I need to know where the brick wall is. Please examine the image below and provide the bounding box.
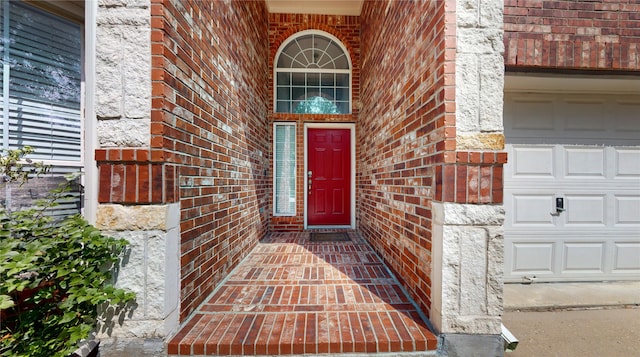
[358,0,450,317]
[268,14,360,231]
[148,0,269,320]
[504,0,640,70]
[359,0,506,319]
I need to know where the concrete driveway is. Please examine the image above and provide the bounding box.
[503,308,640,357]
[502,282,640,357]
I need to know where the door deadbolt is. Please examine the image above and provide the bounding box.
[551,197,565,216]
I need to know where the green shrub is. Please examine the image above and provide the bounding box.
[0,147,136,357]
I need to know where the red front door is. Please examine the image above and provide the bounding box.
[307,128,351,226]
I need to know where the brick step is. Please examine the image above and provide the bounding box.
[168,232,438,356]
[168,310,437,355]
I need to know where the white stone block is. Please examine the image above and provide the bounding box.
[97,7,150,26]
[111,231,146,304]
[98,0,128,6]
[99,0,150,8]
[100,319,164,339]
[146,232,166,319]
[486,227,504,316]
[446,316,502,335]
[479,54,505,132]
[457,28,503,54]
[441,226,461,313]
[105,230,172,326]
[96,26,124,119]
[455,53,480,132]
[432,203,505,335]
[431,203,445,333]
[443,203,505,226]
[97,118,150,147]
[122,26,151,119]
[457,0,479,28]
[486,226,505,277]
[458,227,488,315]
[164,226,180,320]
[480,0,503,28]
[165,202,180,231]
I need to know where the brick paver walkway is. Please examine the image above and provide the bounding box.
[168,231,438,355]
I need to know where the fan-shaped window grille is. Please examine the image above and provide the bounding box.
[275,31,351,114]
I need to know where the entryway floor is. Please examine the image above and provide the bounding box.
[167,231,438,355]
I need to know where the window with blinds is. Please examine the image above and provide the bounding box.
[273,123,296,216]
[0,2,83,219]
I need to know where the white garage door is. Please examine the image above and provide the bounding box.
[504,92,640,282]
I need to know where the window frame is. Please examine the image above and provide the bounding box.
[273,30,352,114]
[272,122,297,217]
[1,1,85,221]
[1,0,84,169]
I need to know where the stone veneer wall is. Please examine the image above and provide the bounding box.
[359,0,506,342]
[434,0,505,337]
[504,0,640,70]
[92,0,181,353]
[268,13,360,231]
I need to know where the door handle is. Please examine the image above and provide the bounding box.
[308,171,312,195]
[551,197,564,216]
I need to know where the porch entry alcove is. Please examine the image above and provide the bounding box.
[168,26,438,356]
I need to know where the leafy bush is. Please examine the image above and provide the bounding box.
[0,147,136,357]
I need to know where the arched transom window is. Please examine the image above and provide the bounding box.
[275,30,351,114]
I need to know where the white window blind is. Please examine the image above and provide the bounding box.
[1,1,82,162]
[0,2,83,220]
[273,123,296,216]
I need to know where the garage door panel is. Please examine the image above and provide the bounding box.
[511,243,555,273]
[565,195,606,226]
[508,98,555,130]
[565,147,606,177]
[616,149,640,177]
[512,147,555,177]
[505,92,640,282]
[513,195,555,225]
[615,196,640,225]
[613,243,640,271]
[563,101,605,131]
[563,243,605,272]
[614,102,640,132]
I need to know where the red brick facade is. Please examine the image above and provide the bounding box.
[86,0,569,326]
[358,0,447,316]
[359,0,507,317]
[505,0,640,70]
[268,14,361,231]
[151,0,269,320]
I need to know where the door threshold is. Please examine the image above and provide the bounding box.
[306,225,354,230]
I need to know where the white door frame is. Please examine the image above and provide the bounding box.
[304,122,356,230]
